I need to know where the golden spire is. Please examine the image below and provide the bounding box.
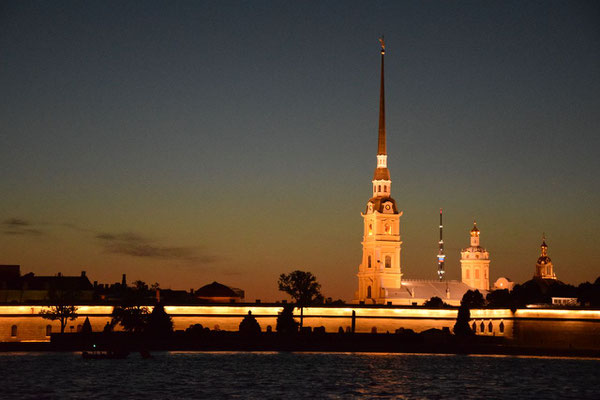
[377,36,386,156]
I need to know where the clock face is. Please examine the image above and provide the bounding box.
[385,204,390,210]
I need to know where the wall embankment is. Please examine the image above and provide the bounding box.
[0,305,598,350]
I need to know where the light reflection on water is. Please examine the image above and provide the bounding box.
[1,351,598,399]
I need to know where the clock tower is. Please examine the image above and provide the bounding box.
[356,38,403,304]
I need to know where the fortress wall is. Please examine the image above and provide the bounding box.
[1,305,598,348]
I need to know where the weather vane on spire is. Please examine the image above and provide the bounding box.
[379,36,385,53]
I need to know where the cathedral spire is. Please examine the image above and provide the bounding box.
[372,37,391,195]
[378,36,386,155]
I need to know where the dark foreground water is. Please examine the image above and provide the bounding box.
[1,352,598,399]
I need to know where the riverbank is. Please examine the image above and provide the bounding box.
[1,330,598,358]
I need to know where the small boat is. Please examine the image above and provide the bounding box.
[82,350,129,359]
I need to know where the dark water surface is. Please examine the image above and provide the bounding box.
[1,352,598,399]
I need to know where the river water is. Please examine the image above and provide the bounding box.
[1,352,598,399]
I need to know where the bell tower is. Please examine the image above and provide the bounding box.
[356,37,403,304]
[535,235,557,280]
[460,222,491,291]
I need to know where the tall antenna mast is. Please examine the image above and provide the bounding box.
[437,209,446,281]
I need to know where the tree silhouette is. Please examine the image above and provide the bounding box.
[111,305,149,333]
[146,303,173,339]
[111,280,153,332]
[423,296,446,308]
[81,316,93,334]
[278,270,323,305]
[461,290,485,308]
[453,305,474,336]
[276,304,299,335]
[486,289,512,308]
[39,288,78,333]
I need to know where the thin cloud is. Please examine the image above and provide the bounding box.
[2,218,44,236]
[4,218,30,226]
[95,232,214,263]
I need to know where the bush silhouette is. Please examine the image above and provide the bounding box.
[239,311,261,336]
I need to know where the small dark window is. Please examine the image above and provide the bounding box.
[385,256,391,268]
[499,321,505,333]
[480,322,485,332]
[488,321,493,332]
[378,185,381,192]
[367,286,372,298]
[472,322,477,332]
[46,325,52,336]
[11,325,17,337]
[368,256,372,268]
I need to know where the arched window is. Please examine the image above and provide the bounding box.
[480,321,485,332]
[472,322,477,332]
[466,270,470,279]
[367,286,372,298]
[11,325,17,337]
[368,256,372,268]
[368,224,373,235]
[484,270,487,279]
[46,325,52,336]
[385,224,391,234]
[378,185,381,192]
[499,321,505,333]
[488,321,493,332]
[475,269,480,279]
[384,186,387,192]
[385,256,391,268]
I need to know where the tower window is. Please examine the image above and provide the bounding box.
[368,256,372,268]
[368,224,373,236]
[378,185,381,192]
[367,286,372,298]
[466,270,470,279]
[384,186,387,192]
[385,223,391,234]
[385,256,391,268]
[11,325,17,337]
[475,269,480,279]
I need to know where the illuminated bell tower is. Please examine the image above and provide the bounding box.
[535,235,557,280]
[356,37,403,304]
[460,222,490,291]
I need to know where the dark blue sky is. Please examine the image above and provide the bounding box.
[1,1,599,300]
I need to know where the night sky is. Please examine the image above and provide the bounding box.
[1,1,599,301]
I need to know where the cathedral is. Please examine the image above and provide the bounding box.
[354,40,489,306]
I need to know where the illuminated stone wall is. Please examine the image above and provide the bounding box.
[1,305,598,349]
